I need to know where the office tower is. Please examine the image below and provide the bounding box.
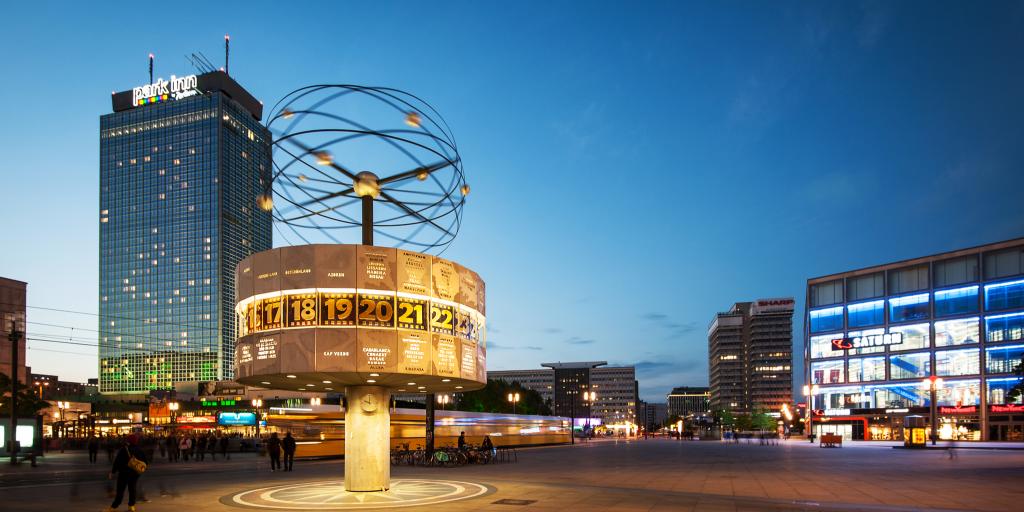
[99,70,271,394]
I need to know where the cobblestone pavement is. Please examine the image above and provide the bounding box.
[1,439,1022,511]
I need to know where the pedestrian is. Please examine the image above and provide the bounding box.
[88,435,100,464]
[166,433,178,462]
[457,431,466,450]
[220,435,230,460]
[106,436,116,463]
[282,432,296,471]
[197,435,206,461]
[103,434,148,512]
[207,434,217,461]
[266,433,282,472]
[179,436,191,462]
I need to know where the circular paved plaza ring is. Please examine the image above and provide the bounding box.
[222,479,493,510]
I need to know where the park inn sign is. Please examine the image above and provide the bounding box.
[132,74,200,106]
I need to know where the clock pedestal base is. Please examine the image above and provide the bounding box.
[344,385,391,491]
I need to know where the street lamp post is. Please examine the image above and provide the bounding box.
[311,397,322,406]
[921,376,944,446]
[168,402,179,426]
[582,391,595,441]
[437,394,450,411]
[56,401,69,452]
[803,384,819,443]
[252,398,263,445]
[507,392,520,415]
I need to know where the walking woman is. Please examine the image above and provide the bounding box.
[104,434,148,512]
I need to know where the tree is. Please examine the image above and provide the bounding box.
[750,409,776,432]
[1007,356,1024,403]
[454,379,551,415]
[713,409,734,427]
[0,373,51,417]
[734,414,753,431]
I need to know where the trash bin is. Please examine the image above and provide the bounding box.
[904,415,926,448]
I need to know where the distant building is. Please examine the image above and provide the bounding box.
[0,277,27,383]
[709,298,794,416]
[643,402,668,430]
[29,373,98,401]
[667,386,710,418]
[489,361,638,426]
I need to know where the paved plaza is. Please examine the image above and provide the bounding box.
[1,439,1022,511]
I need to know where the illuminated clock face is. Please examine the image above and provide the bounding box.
[361,393,378,412]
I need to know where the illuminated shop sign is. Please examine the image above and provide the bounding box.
[831,332,903,351]
[201,399,237,407]
[178,415,216,424]
[132,74,199,107]
[218,412,257,426]
[938,406,977,415]
[990,404,1024,413]
[824,408,850,416]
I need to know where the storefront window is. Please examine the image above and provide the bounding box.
[985,344,1024,374]
[984,279,1024,311]
[890,352,930,380]
[847,300,884,328]
[936,379,980,406]
[809,306,843,333]
[985,312,1024,343]
[811,360,844,384]
[889,293,930,323]
[847,328,886,355]
[810,334,839,359]
[935,348,979,376]
[872,384,925,408]
[934,317,979,347]
[934,285,979,317]
[987,377,1024,405]
[888,323,929,352]
[848,356,885,382]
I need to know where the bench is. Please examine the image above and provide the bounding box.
[819,434,843,448]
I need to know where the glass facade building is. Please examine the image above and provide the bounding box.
[99,71,271,394]
[804,239,1024,441]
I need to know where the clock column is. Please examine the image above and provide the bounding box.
[344,385,391,491]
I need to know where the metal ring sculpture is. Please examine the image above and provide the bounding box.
[261,85,467,254]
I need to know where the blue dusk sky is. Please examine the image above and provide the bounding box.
[1,1,1023,402]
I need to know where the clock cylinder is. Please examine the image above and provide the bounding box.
[344,385,391,491]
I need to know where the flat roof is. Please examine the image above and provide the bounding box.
[110,70,263,120]
[541,361,608,369]
[807,237,1024,285]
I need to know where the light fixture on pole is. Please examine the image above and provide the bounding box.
[169,402,179,424]
[582,391,596,437]
[803,384,819,443]
[921,375,944,446]
[507,392,520,415]
[311,397,322,406]
[437,394,450,411]
[252,398,263,442]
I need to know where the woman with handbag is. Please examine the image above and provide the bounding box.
[104,434,148,512]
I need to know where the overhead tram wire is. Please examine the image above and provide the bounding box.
[0,302,223,334]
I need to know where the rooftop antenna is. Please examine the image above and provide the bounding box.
[225,34,230,75]
[149,53,154,85]
[186,52,217,74]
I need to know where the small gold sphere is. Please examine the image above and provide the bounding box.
[405,111,421,128]
[257,194,274,211]
[460,184,470,196]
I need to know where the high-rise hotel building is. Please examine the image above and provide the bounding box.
[99,71,271,394]
[804,238,1024,441]
[708,299,794,416]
